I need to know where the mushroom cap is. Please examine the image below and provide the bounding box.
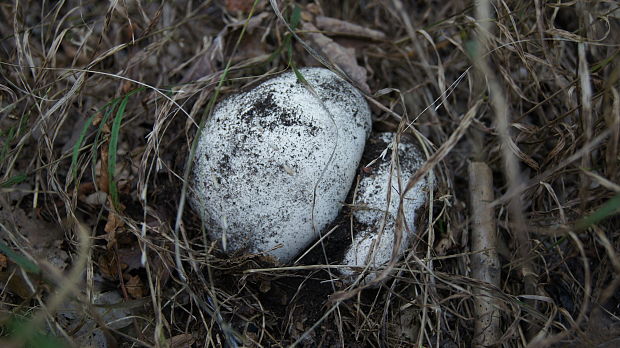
[191,67,372,263]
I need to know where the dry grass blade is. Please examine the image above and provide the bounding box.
[578,42,594,213]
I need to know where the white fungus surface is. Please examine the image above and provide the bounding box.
[191,67,371,264]
[340,133,430,283]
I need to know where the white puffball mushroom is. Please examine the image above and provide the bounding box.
[339,133,431,284]
[191,67,372,264]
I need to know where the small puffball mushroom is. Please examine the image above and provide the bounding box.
[191,67,372,264]
[339,133,431,284]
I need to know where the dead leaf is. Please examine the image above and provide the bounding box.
[98,252,118,280]
[0,266,36,298]
[78,181,96,194]
[77,181,108,206]
[169,333,195,348]
[434,237,453,256]
[315,16,386,40]
[104,210,124,249]
[300,10,314,23]
[125,274,144,299]
[225,0,254,13]
[232,32,269,63]
[84,191,108,206]
[238,12,270,33]
[121,81,133,94]
[92,111,104,127]
[301,22,369,94]
[0,253,7,270]
[98,247,144,284]
[117,247,142,273]
[99,143,110,194]
[259,280,271,293]
[0,208,69,270]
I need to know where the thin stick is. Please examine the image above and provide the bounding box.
[469,162,501,347]
[473,0,538,337]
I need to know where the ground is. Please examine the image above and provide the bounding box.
[0,0,619,347]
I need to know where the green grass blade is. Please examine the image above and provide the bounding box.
[590,48,620,73]
[291,62,307,85]
[0,114,28,165]
[576,194,620,230]
[108,94,130,209]
[289,5,301,29]
[89,99,120,188]
[74,88,146,187]
[0,126,16,164]
[0,240,39,274]
[7,316,68,348]
[70,112,97,182]
[285,5,301,65]
[286,5,307,84]
[0,173,28,188]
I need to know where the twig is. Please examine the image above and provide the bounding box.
[469,162,501,347]
[473,0,539,338]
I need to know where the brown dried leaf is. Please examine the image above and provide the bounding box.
[233,32,269,63]
[169,334,195,348]
[77,181,96,197]
[225,0,254,13]
[125,274,144,299]
[77,181,109,206]
[91,111,104,127]
[0,208,69,270]
[99,143,110,194]
[104,210,124,249]
[98,252,118,280]
[434,237,453,256]
[84,191,108,206]
[301,22,369,94]
[259,280,271,293]
[300,10,314,23]
[121,81,134,94]
[0,268,35,298]
[244,11,270,33]
[117,247,142,273]
[315,16,386,40]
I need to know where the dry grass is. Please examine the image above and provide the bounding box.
[0,0,619,347]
